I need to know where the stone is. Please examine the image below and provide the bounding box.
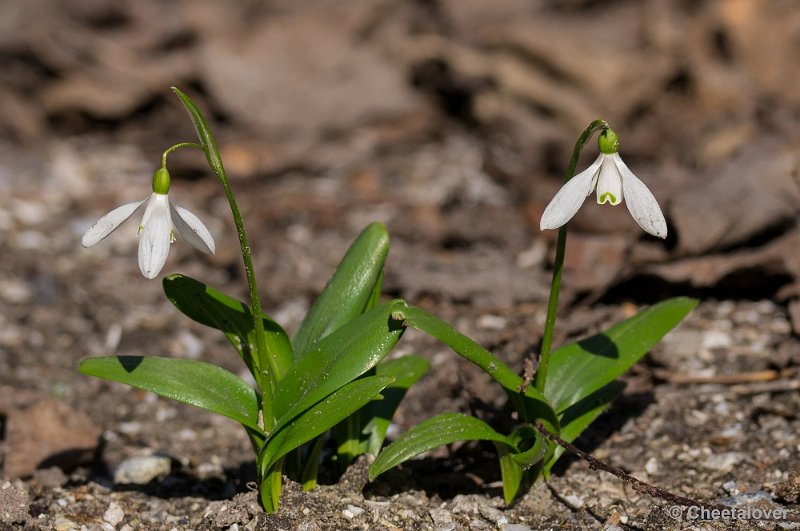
[113,455,172,485]
[103,502,125,526]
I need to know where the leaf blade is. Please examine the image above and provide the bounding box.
[78,356,262,432]
[292,222,390,357]
[172,87,224,176]
[390,303,559,428]
[262,376,394,471]
[360,355,431,456]
[369,413,513,481]
[162,274,293,381]
[274,300,405,430]
[544,297,697,413]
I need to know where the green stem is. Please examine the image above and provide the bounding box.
[162,141,277,425]
[162,142,204,168]
[533,119,609,393]
[214,163,275,414]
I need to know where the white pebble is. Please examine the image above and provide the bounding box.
[346,505,364,517]
[701,330,731,349]
[103,502,124,526]
[114,455,171,485]
[564,494,584,509]
[645,457,660,475]
[703,452,743,472]
[477,314,507,330]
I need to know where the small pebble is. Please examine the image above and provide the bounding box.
[477,314,507,330]
[53,516,78,531]
[478,505,507,524]
[702,330,732,349]
[645,457,660,475]
[346,504,364,517]
[103,502,124,526]
[563,494,584,509]
[114,455,171,485]
[722,480,738,494]
[703,452,744,472]
[501,525,533,531]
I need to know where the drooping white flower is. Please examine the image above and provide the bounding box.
[81,168,215,279]
[539,129,667,239]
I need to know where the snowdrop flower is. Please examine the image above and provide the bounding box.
[540,129,667,238]
[82,167,215,279]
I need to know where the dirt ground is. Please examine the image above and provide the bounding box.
[2,1,800,530]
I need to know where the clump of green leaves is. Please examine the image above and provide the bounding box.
[366,121,696,505]
[79,89,428,512]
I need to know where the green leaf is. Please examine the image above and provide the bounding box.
[369,413,514,482]
[300,437,325,491]
[259,458,284,513]
[162,274,292,381]
[336,355,430,468]
[261,376,394,471]
[292,222,390,358]
[544,297,697,413]
[496,425,548,504]
[172,87,224,177]
[390,303,559,429]
[274,300,405,430]
[361,355,431,456]
[544,381,625,475]
[78,356,262,433]
[497,444,525,505]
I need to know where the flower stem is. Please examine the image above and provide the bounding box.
[162,142,204,168]
[533,119,609,393]
[162,141,278,423]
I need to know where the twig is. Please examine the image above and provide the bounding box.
[534,423,800,522]
[533,423,726,511]
[654,369,786,385]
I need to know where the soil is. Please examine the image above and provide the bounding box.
[2,1,800,530]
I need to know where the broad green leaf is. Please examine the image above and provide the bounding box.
[361,355,431,456]
[292,222,390,358]
[390,303,559,429]
[336,355,430,469]
[78,356,262,433]
[261,376,394,471]
[274,300,405,430]
[544,381,625,475]
[172,87,224,177]
[369,413,514,481]
[162,274,293,381]
[544,297,697,413]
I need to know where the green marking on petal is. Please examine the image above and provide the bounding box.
[599,192,617,204]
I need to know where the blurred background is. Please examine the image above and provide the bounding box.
[1,0,799,527]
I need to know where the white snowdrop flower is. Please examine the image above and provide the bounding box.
[539,129,667,239]
[81,167,215,279]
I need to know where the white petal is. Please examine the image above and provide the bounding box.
[81,199,146,247]
[595,156,623,205]
[539,154,603,230]
[170,203,215,254]
[138,195,173,279]
[615,153,668,239]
